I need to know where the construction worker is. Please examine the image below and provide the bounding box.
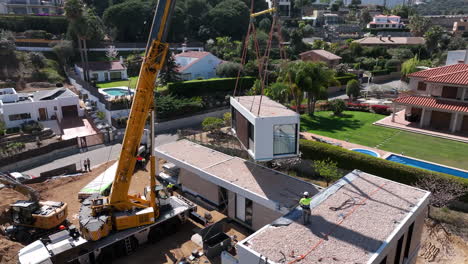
[167,183,175,196]
[299,191,312,224]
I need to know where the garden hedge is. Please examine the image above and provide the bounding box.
[167,77,256,97]
[335,73,358,85]
[300,139,468,201]
[0,15,68,34]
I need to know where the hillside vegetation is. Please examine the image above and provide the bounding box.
[415,0,467,15]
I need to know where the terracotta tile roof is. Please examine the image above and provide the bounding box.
[408,64,468,79]
[76,61,125,71]
[425,68,468,86]
[394,96,468,113]
[353,37,425,45]
[299,49,342,61]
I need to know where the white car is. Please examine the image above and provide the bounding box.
[0,172,36,189]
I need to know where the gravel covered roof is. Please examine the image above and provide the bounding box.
[242,171,430,264]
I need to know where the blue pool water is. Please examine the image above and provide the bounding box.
[352,148,380,157]
[386,154,468,179]
[102,88,133,96]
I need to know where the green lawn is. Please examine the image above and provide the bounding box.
[301,111,468,170]
[96,77,139,89]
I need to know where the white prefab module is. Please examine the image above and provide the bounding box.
[230,96,300,161]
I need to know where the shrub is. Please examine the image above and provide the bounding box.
[156,95,204,120]
[29,52,46,68]
[371,105,390,115]
[24,30,48,39]
[329,99,346,116]
[202,117,224,132]
[167,77,256,97]
[300,139,468,201]
[21,120,43,133]
[6,127,20,134]
[346,79,360,100]
[314,158,340,186]
[0,15,68,34]
[216,62,242,78]
[370,69,389,76]
[223,112,232,127]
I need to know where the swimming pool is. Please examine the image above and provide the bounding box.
[351,148,380,157]
[386,154,468,179]
[101,87,133,97]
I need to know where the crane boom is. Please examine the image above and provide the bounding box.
[79,0,178,241]
[108,0,175,210]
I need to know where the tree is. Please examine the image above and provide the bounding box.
[360,8,372,26]
[0,120,5,136]
[329,99,346,116]
[448,36,467,51]
[265,82,289,103]
[401,57,421,77]
[294,0,311,16]
[223,112,232,127]
[29,52,46,69]
[105,45,118,61]
[125,53,142,77]
[349,42,363,57]
[216,62,242,78]
[208,0,249,40]
[159,54,181,85]
[415,175,468,208]
[408,14,431,37]
[388,48,414,61]
[0,30,15,56]
[314,158,340,186]
[346,79,360,101]
[392,5,414,19]
[424,25,447,53]
[259,17,271,32]
[350,0,361,8]
[103,0,153,41]
[202,117,224,132]
[50,40,73,65]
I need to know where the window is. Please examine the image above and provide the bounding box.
[31,7,39,14]
[54,106,57,111]
[394,235,404,264]
[248,122,254,151]
[231,108,237,130]
[379,256,387,264]
[9,113,31,121]
[109,71,122,80]
[458,26,466,30]
[403,222,415,260]
[91,73,98,80]
[417,82,427,91]
[273,124,297,155]
[245,198,253,226]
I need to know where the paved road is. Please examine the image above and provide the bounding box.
[23,132,179,175]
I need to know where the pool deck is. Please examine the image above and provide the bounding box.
[374,110,468,144]
[300,132,391,158]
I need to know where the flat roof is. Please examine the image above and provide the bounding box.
[155,140,319,209]
[241,171,430,264]
[232,96,298,118]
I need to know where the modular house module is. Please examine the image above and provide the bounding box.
[230,96,300,161]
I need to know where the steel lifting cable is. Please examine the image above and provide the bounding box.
[287,182,388,264]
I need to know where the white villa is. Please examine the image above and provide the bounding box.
[74,57,128,83]
[174,51,222,81]
[0,87,82,128]
[367,15,405,29]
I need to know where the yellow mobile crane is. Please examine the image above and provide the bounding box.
[79,0,177,241]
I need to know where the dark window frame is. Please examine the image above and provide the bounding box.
[417,82,427,91]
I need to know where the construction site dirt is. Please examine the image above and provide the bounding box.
[0,161,250,263]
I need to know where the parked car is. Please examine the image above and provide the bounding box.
[0,172,36,189]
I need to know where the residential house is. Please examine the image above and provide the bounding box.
[393,64,468,134]
[74,57,128,83]
[453,18,468,36]
[445,50,468,65]
[300,49,342,68]
[0,0,63,15]
[367,15,405,29]
[230,96,300,161]
[174,51,222,81]
[234,170,430,264]
[0,87,82,128]
[353,36,425,47]
[155,140,320,231]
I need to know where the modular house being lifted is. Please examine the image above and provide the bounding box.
[230,95,300,161]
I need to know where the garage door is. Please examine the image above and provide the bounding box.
[430,111,451,131]
[61,105,78,118]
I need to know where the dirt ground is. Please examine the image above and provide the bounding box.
[416,220,468,264]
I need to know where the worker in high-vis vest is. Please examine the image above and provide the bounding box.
[299,191,312,224]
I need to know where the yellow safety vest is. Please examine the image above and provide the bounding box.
[300,197,312,206]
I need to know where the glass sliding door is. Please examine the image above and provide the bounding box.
[273,124,297,155]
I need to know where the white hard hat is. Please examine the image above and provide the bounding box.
[303,191,309,196]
